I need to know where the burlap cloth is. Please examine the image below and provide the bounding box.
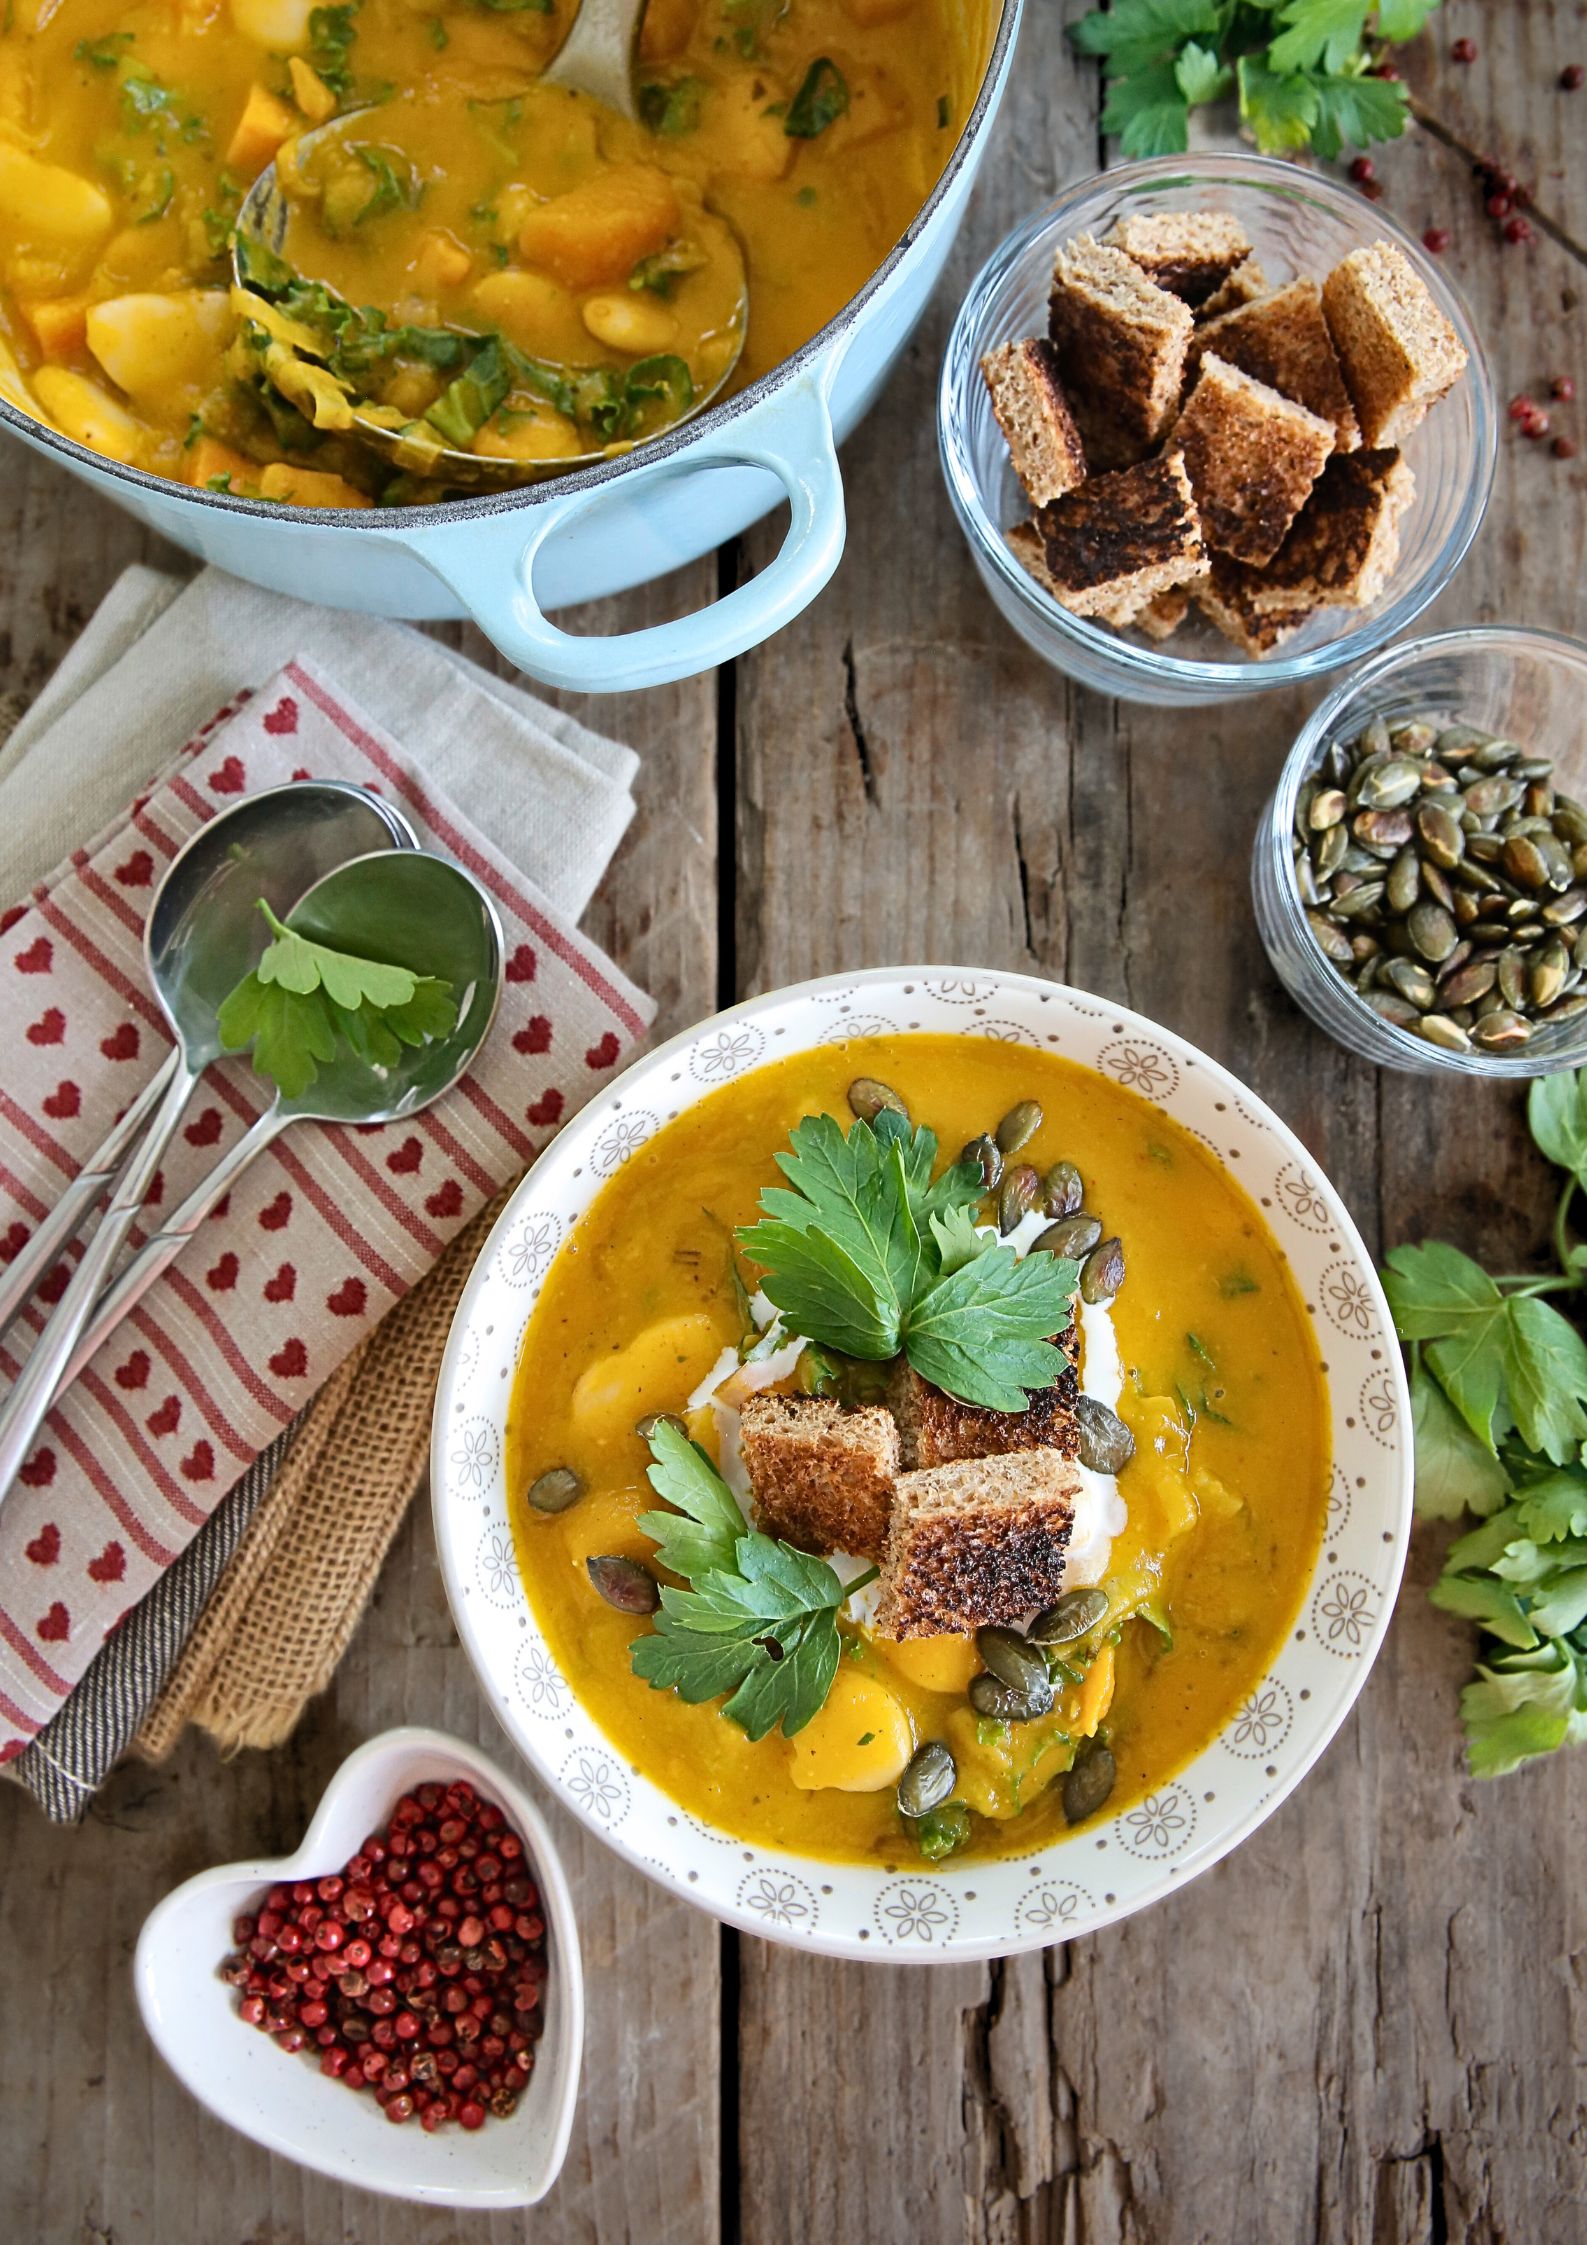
[135,1188,508,1758]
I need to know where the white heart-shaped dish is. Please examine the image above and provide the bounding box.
[134,1725,583,2209]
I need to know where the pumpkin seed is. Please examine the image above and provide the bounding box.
[1354,808,1413,850]
[896,1741,956,1819]
[1439,957,1497,1009]
[1355,756,1423,810]
[1414,1013,1472,1052]
[1309,788,1347,828]
[635,1412,688,1444]
[1530,938,1571,1009]
[586,1554,659,1613]
[1035,1211,1102,1260]
[1394,720,1439,756]
[998,1164,1040,1233]
[1553,797,1587,844]
[1043,1160,1084,1218]
[1386,847,1422,913]
[1466,775,1526,819]
[1080,1235,1125,1305]
[528,1466,585,1515]
[968,1668,1052,1723]
[1331,881,1386,921]
[1408,901,1459,962]
[1383,957,1436,1009]
[849,1076,907,1123]
[1312,824,1349,880]
[1062,1743,1117,1826]
[1470,1010,1532,1052]
[978,1625,1051,1699]
[1502,834,1551,891]
[1415,800,1466,867]
[961,1133,1003,1192]
[1366,991,1420,1028]
[1031,1587,1110,1644]
[1542,889,1587,926]
[995,1099,1043,1155]
[1075,1395,1136,1475]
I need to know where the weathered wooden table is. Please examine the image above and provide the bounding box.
[3,5,1585,2238]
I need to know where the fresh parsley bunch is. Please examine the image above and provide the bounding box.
[736,1110,1082,1412]
[630,1422,873,1738]
[217,900,457,1098]
[1070,0,1440,161]
[1384,1070,1587,1776]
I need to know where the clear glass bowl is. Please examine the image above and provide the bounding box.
[1252,626,1587,1077]
[938,154,1496,707]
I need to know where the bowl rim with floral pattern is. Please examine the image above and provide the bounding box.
[431,967,1411,1962]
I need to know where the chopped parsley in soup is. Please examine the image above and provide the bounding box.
[508,1036,1331,1869]
[0,0,992,501]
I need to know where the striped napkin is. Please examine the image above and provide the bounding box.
[0,656,650,1759]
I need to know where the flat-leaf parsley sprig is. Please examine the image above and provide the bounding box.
[630,1421,875,1739]
[735,1109,1082,1412]
[1069,0,1440,161]
[216,899,457,1098]
[1383,1069,1587,1777]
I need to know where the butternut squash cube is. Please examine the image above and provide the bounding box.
[413,229,474,295]
[517,164,680,293]
[85,290,231,403]
[184,435,261,494]
[30,366,146,463]
[287,56,338,126]
[705,73,794,184]
[639,0,698,61]
[225,83,298,180]
[257,463,371,508]
[18,294,89,362]
[0,145,114,252]
[786,1668,913,1793]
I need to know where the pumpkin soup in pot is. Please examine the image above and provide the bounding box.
[507,1035,1330,1871]
[0,0,988,499]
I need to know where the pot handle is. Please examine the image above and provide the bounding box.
[404,373,846,693]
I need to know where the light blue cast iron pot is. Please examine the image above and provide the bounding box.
[1,2,1021,694]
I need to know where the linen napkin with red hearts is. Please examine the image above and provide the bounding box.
[0,657,651,1758]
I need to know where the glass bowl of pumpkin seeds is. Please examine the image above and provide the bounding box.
[1254,625,1587,1074]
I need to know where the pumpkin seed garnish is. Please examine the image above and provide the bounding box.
[1079,1235,1125,1305]
[995,1099,1043,1155]
[528,1466,585,1515]
[997,1163,1040,1234]
[1031,1586,1110,1644]
[1034,1211,1103,1260]
[896,1741,956,1819]
[961,1132,1003,1192]
[1062,1741,1117,1825]
[1042,1160,1084,1218]
[977,1624,1051,1700]
[586,1554,660,1613]
[848,1076,908,1123]
[1074,1394,1136,1474]
[968,1667,1052,1723]
[635,1411,688,1443]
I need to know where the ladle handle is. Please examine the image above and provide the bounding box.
[57,1111,283,1392]
[0,1063,200,1505]
[540,0,646,120]
[0,1054,177,1342]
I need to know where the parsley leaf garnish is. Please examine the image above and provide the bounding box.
[784,57,849,137]
[216,900,457,1098]
[1070,0,1436,158]
[737,1110,1081,1411]
[630,1422,873,1739]
[1386,1063,1587,1776]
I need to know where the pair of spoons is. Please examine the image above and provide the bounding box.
[0,784,505,1504]
[236,0,747,492]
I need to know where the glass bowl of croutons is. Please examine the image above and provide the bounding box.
[939,153,1495,705]
[1254,624,1587,1075]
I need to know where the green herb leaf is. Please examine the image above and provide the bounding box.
[1306,68,1409,159]
[639,76,707,135]
[1529,1071,1587,1188]
[915,1799,972,1862]
[308,3,362,99]
[425,336,513,446]
[1410,1358,1510,1519]
[784,56,849,137]
[904,1247,1078,1412]
[636,1419,748,1581]
[1100,58,1190,155]
[1460,1642,1587,1776]
[1268,1,1371,77]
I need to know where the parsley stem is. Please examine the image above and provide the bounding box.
[1553,1173,1580,1277]
[841,1565,879,1600]
[1495,1273,1583,1297]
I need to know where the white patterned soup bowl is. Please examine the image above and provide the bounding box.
[432,969,1411,1962]
[135,1726,583,2208]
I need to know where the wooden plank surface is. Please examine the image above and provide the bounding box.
[2,1,1586,2239]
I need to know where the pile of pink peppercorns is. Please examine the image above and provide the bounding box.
[220,1778,547,2131]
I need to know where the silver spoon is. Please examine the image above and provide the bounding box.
[0,785,416,1498]
[53,849,503,1396]
[232,0,745,494]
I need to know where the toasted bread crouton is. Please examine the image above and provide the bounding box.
[889,1353,1081,1471]
[1008,450,1206,620]
[876,1452,1077,1638]
[1196,254,1269,324]
[1243,446,1414,615]
[1105,209,1253,308]
[1129,585,1193,639]
[1047,235,1193,465]
[1194,556,1317,656]
[980,336,1087,506]
[739,1393,899,1560]
[1193,279,1361,451]
[1172,353,1335,567]
[1321,242,1468,448]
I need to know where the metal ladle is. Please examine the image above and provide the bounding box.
[233,0,746,494]
[51,849,504,1398]
[0,782,416,1501]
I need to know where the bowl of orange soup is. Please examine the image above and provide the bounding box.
[431,968,1411,1960]
[0,0,1016,689]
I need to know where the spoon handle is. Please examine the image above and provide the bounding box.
[0,1053,178,1342]
[57,1110,282,1393]
[540,0,646,120]
[0,1063,200,1505]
